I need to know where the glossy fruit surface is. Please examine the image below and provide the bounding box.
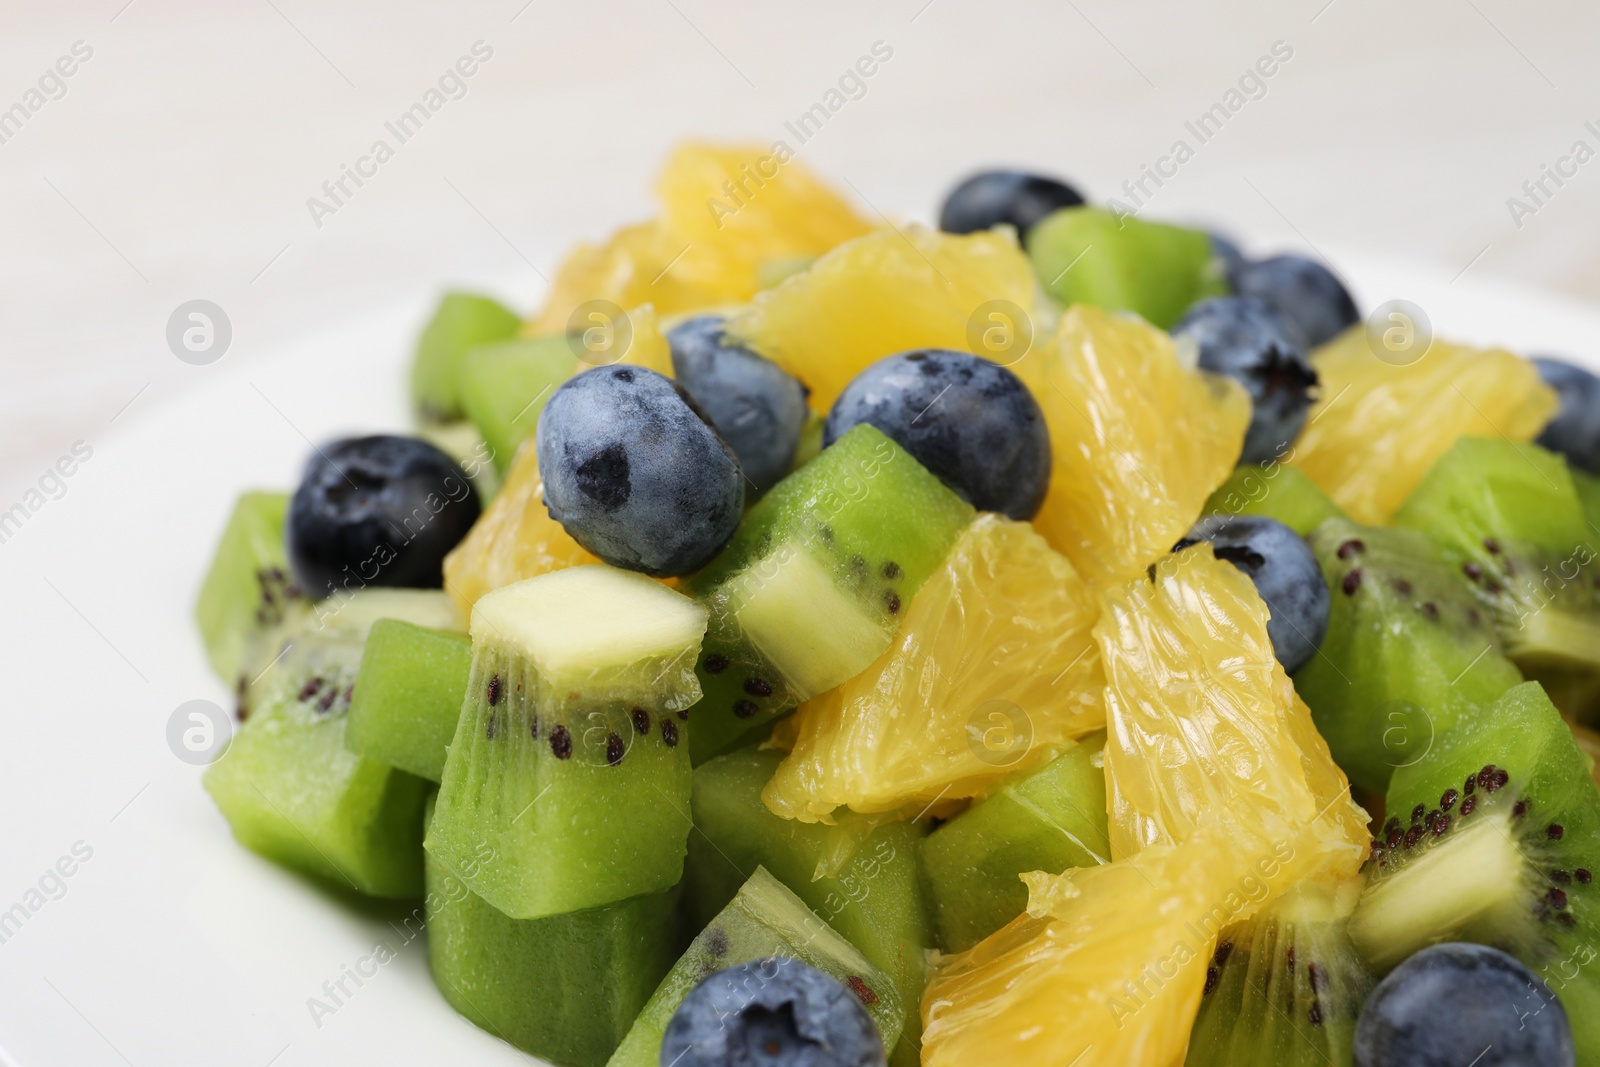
[937,169,1084,238]
[1229,254,1358,347]
[1534,356,1600,473]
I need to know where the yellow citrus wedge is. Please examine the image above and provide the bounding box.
[441,441,597,617]
[1096,544,1369,889]
[1290,329,1557,524]
[565,302,674,379]
[761,514,1104,822]
[922,828,1238,1067]
[725,225,1040,409]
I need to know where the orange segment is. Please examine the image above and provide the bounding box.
[1290,329,1557,524]
[761,515,1104,822]
[1096,544,1368,887]
[725,225,1041,410]
[1034,305,1250,588]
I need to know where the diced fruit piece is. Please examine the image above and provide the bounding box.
[666,315,809,492]
[344,620,470,781]
[1172,295,1318,464]
[426,566,707,918]
[1348,682,1600,1055]
[1289,330,1558,524]
[203,590,452,896]
[1176,515,1331,674]
[456,335,576,474]
[725,226,1039,412]
[919,734,1110,952]
[1186,878,1376,1067]
[938,169,1084,238]
[1395,436,1600,690]
[1033,304,1250,586]
[824,350,1051,520]
[1354,943,1574,1067]
[1026,206,1225,329]
[1536,356,1600,474]
[194,491,308,703]
[424,799,679,1067]
[685,747,930,1067]
[1097,545,1369,886]
[1202,462,1346,536]
[1577,468,1600,530]
[661,957,886,1067]
[609,867,903,1067]
[537,365,742,577]
[921,828,1240,1067]
[1228,254,1359,348]
[762,514,1103,821]
[441,441,597,618]
[683,425,974,763]
[411,291,521,422]
[1295,518,1524,794]
[286,436,481,599]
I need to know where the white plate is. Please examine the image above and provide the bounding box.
[1,252,1598,1067]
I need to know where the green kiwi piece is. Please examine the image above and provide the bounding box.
[1348,681,1600,1057]
[1575,468,1600,532]
[193,491,309,713]
[1294,518,1524,794]
[203,590,456,897]
[1395,436,1600,689]
[411,292,522,422]
[426,566,707,919]
[1202,462,1347,536]
[415,420,499,502]
[344,619,470,782]
[606,867,903,1067]
[457,335,578,475]
[684,746,930,1067]
[1186,878,1375,1067]
[919,733,1110,952]
[683,425,974,764]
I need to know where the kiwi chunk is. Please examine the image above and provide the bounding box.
[1348,681,1600,1057]
[411,291,522,422]
[1026,206,1225,329]
[1186,878,1375,1067]
[684,425,974,763]
[426,565,708,919]
[685,746,931,1067]
[457,335,578,474]
[1202,462,1346,536]
[422,797,679,1067]
[607,867,904,1067]
[193,491,309,713]
[344,619,470,782]
[920,734,1110,952]
[202,590,453,897]
[1294,517,1524,793]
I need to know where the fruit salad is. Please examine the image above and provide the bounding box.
[193,143,1600,1067]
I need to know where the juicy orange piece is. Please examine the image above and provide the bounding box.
[761,515,1104,822]
[565,302,674,379]
[725,225,1041,410]
[1290,329,1557,524]
[441,441,597,617]
[1033,305,1250,588]
[1096,544,1368,888]
[922,828,1238,1067]
[526,220,726,337]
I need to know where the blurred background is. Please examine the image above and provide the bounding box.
[5,0,1600,492]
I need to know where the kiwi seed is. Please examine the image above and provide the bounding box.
[631,707,650,736]
[605,732,624,766]
[703,653,729,674]
[549,724,572,760]
[1342,570,1362,595]
[732,700,758,719]
[487,675,502,706]
[661,719,679,748]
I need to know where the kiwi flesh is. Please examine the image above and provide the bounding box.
[1347,680,1600,1058]
[1202,462,1346,537]
[1294,517,1524,793]
[1186,878,1375,1067]
[457,335,577,475]
[411,291,522,422]
[344,619,470,782]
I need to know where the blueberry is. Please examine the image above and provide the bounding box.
[1209,231,1247,275]
[824,350,1050,520]
[660,957,885,1067]
[536,365,742,576]
[666,315,810,492]
[938,170,1085,239]
[1533,357,1600,474]
[286,435,481,599]
[1354,943,1574,1067]
[1176,515,1329,673]
[1229,254,1358,348]
[1173,296,1318,464]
